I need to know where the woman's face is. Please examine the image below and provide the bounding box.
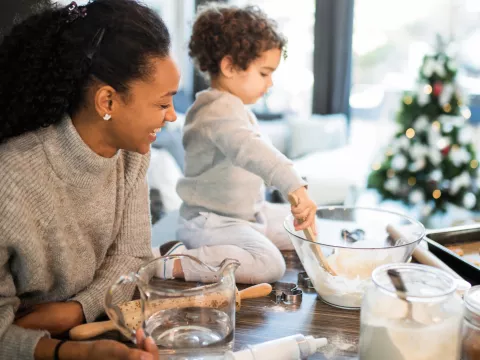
[108,56,180,155]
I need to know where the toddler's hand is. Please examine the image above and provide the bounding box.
[289,187,317,234]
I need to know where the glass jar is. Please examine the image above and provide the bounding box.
[463,285,480,360]
[359,263,464,360]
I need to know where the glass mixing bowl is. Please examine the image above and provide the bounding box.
[284,206,425,309]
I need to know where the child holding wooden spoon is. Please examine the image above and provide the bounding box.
[155,4,317,284]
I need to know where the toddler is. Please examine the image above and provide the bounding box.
[157,4,317,284]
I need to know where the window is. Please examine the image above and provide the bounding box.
[351,0,480,124]
[142,0,195,99]
[229,0,315,118]
[349,0,480,169]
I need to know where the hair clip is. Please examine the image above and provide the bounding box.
[86,28,105,60]
[65,1,87,24]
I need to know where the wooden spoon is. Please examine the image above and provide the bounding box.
[288,193,337,276]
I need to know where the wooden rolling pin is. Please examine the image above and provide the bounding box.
[386,224,464,279]
[69,283,272,340]
[288,194,337,276]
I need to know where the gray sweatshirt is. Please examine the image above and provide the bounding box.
[0,117,153,359]
[177,88,306,221]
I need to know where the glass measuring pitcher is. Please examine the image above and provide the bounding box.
[105,255,240,357]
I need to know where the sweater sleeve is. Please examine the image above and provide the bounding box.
[205,96,307,198]
[0,251,50,360]
[0,180,50,360]
[72,161,153,322]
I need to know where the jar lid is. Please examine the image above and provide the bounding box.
[465,285,480,316]
[372,263,457,300]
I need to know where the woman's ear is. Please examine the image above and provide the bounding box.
[94,85,117,120]
[219,56,236,78]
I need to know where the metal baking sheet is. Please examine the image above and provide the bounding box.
[425,224,480,285]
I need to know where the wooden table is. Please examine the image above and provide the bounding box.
[234,251,359,360]
[94,251,360,359]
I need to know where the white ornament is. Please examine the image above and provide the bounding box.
[422,204,433,217]
[428,123,441,145]
[413,116,430,132]
[409,159,426,172]
[458,127,472,145]
[384,177,400,193]
[422,59,435,78]
[443,122,454,133]
[447,59,457,71]
[450,171,471,195]
[409,189,424,204]
[417,84,430,106]
[436,137,451,150]
[450,147,471,167]
[429,170,443,182]
[438,114,466,133]
[434,60,446,77]
[452,115,466,127]
[391,154,407,171]
[439,83,454,106]
[463,192,476,210]
[428,149,442,166]
[410,143,428,160]
[397,136,410,150]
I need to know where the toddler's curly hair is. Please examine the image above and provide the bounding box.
[188,3,286,77]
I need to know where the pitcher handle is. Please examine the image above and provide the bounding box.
[104,272,139,341]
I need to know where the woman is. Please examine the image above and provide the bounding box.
[0,0,180,359]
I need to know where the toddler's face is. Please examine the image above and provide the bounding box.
[230,48,281,105]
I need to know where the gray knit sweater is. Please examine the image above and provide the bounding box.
[177,88,306,221]
[0,117,153,359]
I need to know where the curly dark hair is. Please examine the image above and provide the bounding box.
[188,3,286,77]
[0,0,170,143]
[0,0,51,42]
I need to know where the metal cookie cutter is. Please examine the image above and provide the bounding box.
[297,272,317,294]
[341,228,365,242]
[270,282,303,305]
[297,271,314,288]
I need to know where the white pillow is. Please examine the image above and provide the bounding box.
[147,148,183,212]
[287,113,348,159]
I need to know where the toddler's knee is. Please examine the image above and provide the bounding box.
[249,255,286,284]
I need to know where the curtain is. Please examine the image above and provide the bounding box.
[312,0,354,119]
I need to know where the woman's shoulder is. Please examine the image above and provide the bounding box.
[0,131,45,177]
[119,150,150,189]
[0,132,47,205]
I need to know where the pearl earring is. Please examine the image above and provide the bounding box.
[103,114,111,121]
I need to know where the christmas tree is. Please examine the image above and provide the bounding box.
[367,38,479,215]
